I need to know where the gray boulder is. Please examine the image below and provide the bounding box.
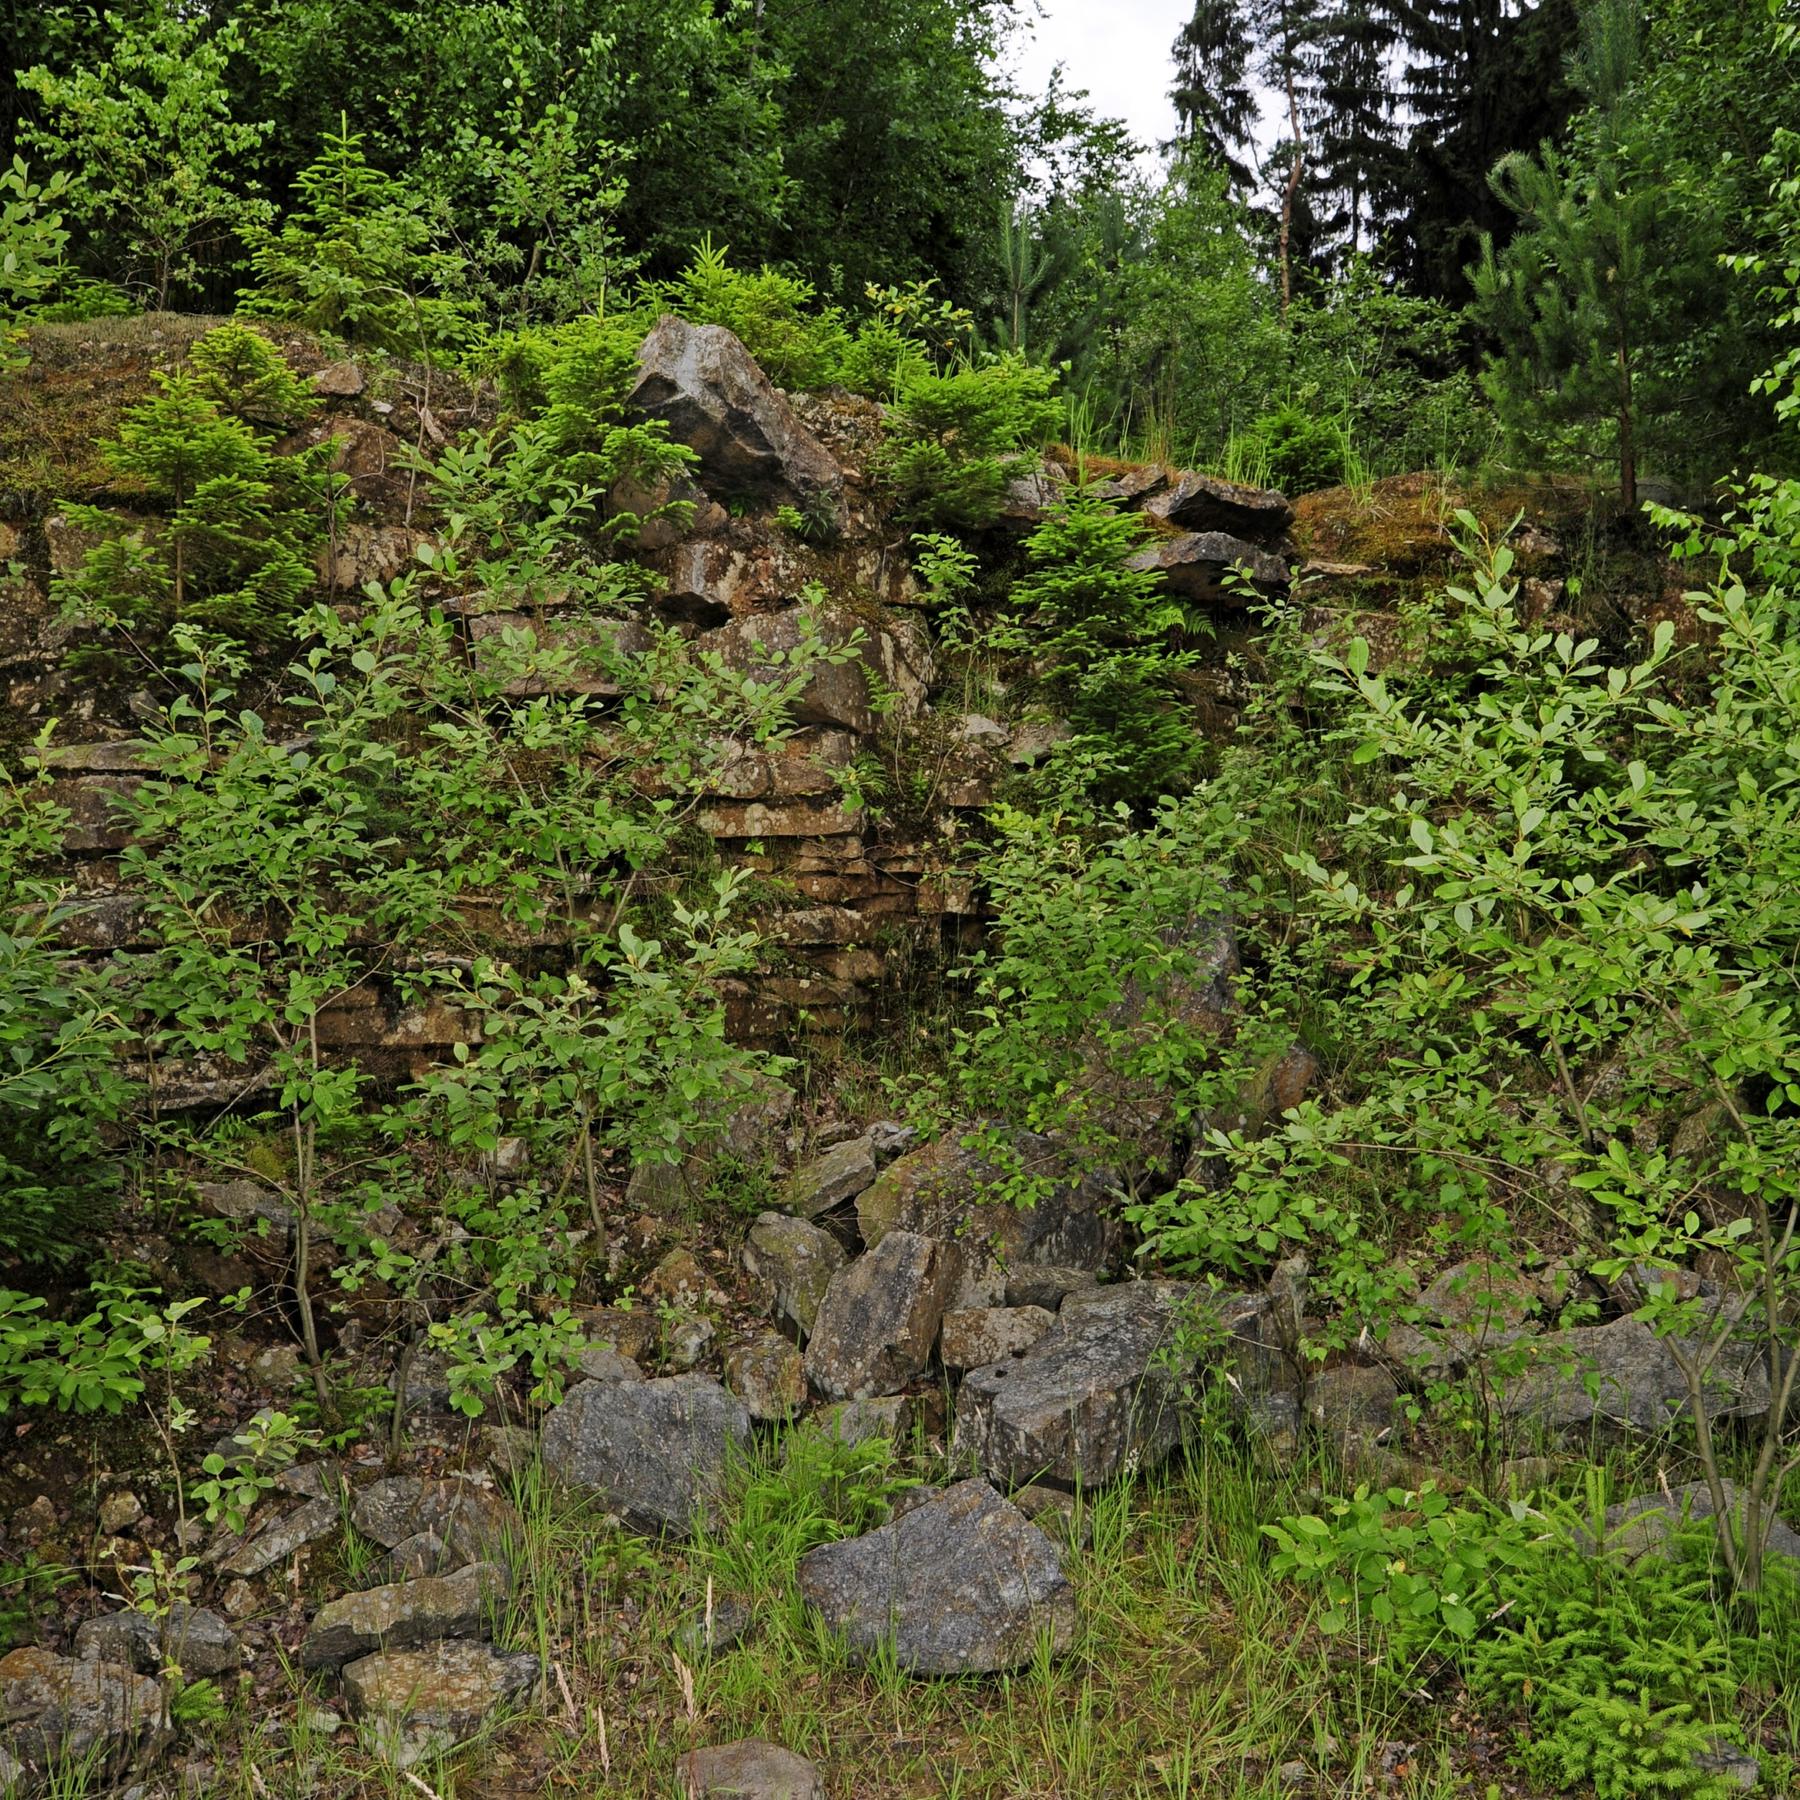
[954,1282,1278,1487]
[341,1639,539,1762]
[797,1479,1074,1674]
[1143,470,1293,540]
[74,1605,239,1678]
[1598,1480,1800,1567]
[676,1738,827,1799]
[216,1495,338,1577]
[804,1231,957,1401]
[1379,1257,1543,1384]
[631,316,843,521]
[1126,531,1289,606]
[0,1647,165,1770]
[299,1563,507,1669]
[742,1211,848,1337]
[540,1373,751,1534]
[1499,1313,1769,1436]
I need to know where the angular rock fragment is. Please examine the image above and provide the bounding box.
[74,1605,240,1678]
[725,1331,807,1421]
[677,1738,826,1799]
[299,1563,507,1669]
[1126,531,1289,605]
[804,1230,957,1401]
[785,1134,877,1218]
[797,1479,1074,1674]
[855,1132,1113,1310]
[631,316,844,522]
[1143,470,1293,539]
[955,1282,1278,1486]
[742,1212,847,1337]
[539,1373,752,1534]
[0,1647,165,1770]
[341,1639,539,1761]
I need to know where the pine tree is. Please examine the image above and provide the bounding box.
[1469,0,1709,509]
[1171,0,1261,188]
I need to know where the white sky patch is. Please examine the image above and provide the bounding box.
[1004,0,1186,169]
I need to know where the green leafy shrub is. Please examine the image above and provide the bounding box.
[0,755,136,1262]
[1007,490,1202,804]
[1,157,71,365]
[481,309,697,538]
[882,353,1060,529]
[54,333,336,639]
[657,237,848,390]
[1268,1481,1786,1800]
[240,116,475,357]
[1239,402,1353,495]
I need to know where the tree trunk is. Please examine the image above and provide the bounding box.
[1616,338,1636,512]
[1280,65,1305,323]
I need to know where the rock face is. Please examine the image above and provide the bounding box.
[0,1647,165,1769]
[742,1211,847,1337]
[855,1132,1114,1309]
[631,316,843,521]
[539,1373,752,1534]
[299,1563,507,1669]
[74,1605,240,1678]
[676,1738,828,1799]
[340,1639,539,1760]
[797,1479,1075,1674]
[1126,531,1289,605]
[1143,470,1293,539]
[1498,1313,1769,1436]
[804,1230,958,1401]
[955,1283,1278,1487]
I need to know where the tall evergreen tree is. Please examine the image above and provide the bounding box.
[1302,0,1401,256]
[1170,0,1261,188]
[1470,0,1716,508]
[1376,0,1580,302]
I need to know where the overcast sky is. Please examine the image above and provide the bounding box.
[1003,0,1186,164]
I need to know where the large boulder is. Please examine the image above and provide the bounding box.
[1126,531,1289,606]
[299,1563,507,1669]
[804,1231,958,1401]
[1378,1257,1544,1385]
[0,1647,166,1771]
[631,316,844,522]
[539,1373,752,1534]
[741,1211,847,1337]
[939,1305,1055,1370]
[1499,1313,1770,1437]
[855,1131,1115,1310]
[1598,1481,1800,1567]
[954,1282,1280,1487]
[1143,470,1293,540]
[707,605,873,735]
[796,1479,1074,1674]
